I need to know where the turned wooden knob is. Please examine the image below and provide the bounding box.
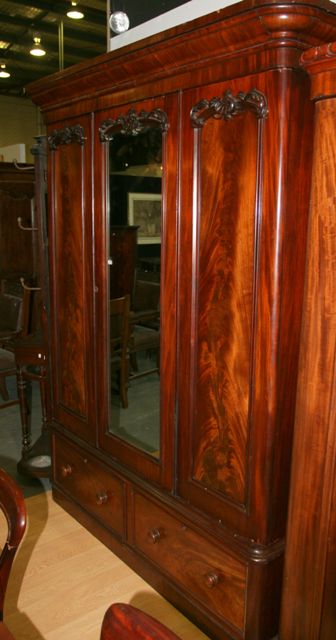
[205,572,219,588]
[61,463,73,477]
[96,491,108,505]
[148,528,161,544]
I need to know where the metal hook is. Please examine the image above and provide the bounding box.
[17,216,38,231]
[20,277,41,292]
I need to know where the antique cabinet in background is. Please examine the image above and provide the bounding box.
[0,162,36,298]
[26,2,336,638]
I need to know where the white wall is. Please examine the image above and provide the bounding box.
[0,95,44,164]
[109,0,241,51]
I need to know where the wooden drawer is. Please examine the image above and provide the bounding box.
[53,434,125,537]
[132,492,247,633]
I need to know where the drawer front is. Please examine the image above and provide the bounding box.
[132,493,247,632]
[53,434,124,536]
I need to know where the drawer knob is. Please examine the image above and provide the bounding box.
[148,528,161,544]
[61,463,73,477]
[96,491,109,505]
[205,572,219,589]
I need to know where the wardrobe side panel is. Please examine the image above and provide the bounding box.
[49,117,95,442]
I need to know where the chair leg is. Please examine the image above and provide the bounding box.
[0,374,9,401]
[130,352,138,372]
[119,359,129,409]
[16,366,31,456]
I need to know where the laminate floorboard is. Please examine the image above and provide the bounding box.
[2,491,209,640]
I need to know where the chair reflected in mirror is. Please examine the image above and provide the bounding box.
[129,278,160,379]
[110,295,130,409]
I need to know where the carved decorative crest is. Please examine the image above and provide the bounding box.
[190,89,268,128]
[48,125,85,150]
[99,108,169,142]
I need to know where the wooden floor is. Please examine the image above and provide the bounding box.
[2,491,209,640]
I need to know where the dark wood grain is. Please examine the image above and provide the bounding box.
[280,48,336,639]
[192,97,260,505]
[26,2,336,638]
[0,163,35,279]
[49,116,95,442]
[132,492,246,633]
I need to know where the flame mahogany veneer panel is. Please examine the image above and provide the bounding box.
[191,107,258,506]
[49,119,95,442]
[26,2,336,638]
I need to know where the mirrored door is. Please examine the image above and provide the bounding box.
[99,108,168,458]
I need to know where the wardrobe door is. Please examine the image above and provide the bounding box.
[177,71,311,542]
[95,95,178,489]
[48,116,95,442]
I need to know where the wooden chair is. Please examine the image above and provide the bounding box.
[0,288,32,410]
[110,295,130,409]
[128,324,160,379]
[0,287,31,351]
[100,603,181,640]
[129,278,160,378]
[0,468,27,638]
[0,349,17,410]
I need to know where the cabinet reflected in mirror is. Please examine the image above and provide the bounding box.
[100,109,168,458]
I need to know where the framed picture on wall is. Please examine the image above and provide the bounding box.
[128,192,161,244]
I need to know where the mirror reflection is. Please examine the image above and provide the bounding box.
[106,122,163,457]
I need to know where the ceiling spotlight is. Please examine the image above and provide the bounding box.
[67,1,84,20]
[109,11,130,34]
[30,36,46,57]
[0,63,10,78]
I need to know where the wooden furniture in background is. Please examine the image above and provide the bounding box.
[0,468,26,637]
[0,288,32,410]
[14,333,50,478]
[0,350,17,410]
[26,2,336,638]
[110,226,138,301]
[110,295,130,409]
[0,163,36,292]
[100,603,181,640]
[279,41,336,639]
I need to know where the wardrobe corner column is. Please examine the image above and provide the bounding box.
[280,43,336,639]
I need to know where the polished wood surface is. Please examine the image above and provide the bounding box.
[280,44,336,639]
[100,603,181,640]
[4,491,208,640]
[26,2,336,638]
[0,469,26,624]
[49,118,95,443]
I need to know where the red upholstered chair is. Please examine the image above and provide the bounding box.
[100,603,181,640]
[0,468,27,639]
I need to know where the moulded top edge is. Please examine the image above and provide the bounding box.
[26,0,336,109]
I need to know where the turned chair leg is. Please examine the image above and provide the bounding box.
[16,366,31,457]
